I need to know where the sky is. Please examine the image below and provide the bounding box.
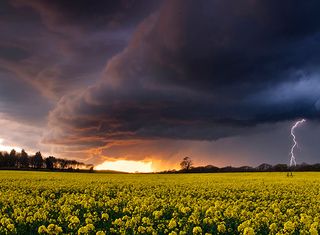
[0,0,320,171]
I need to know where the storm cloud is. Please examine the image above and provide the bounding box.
[46,0,320,149]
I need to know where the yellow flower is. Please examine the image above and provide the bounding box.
[168,219,177,229]
[38,225,47,234]
[193,226,202,235]
[310,228,318,235]
[217,224,226,233]
[243,227,255,235]
[96,231,106,235]
[284,221,295,232]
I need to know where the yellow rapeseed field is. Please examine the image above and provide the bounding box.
[0,171,319,235]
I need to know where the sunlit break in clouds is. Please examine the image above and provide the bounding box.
[95,160,153,173]
[0,138,21,152]
[1,0,320,170]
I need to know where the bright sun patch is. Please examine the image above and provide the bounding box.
[94,160,153,173]
[0,138,21,152]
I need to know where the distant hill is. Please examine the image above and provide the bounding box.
[161,162,320,173]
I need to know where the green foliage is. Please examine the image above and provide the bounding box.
[0,171,319,234]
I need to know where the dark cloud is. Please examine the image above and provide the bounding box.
[0,46,29,61]
[1,0,161,100]
[46,0,320,152]
[11,0,162,32]
[0,70,52,125]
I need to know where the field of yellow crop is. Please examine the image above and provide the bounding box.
[0,171,319,235]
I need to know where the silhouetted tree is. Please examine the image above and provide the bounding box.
[180,157,193,171]
[0,152,4,167]
[29,155,35,168]
[8,149,17,167]
[45,156,56,169]
[33,152,44,168]
[19,149,29,168]
[58,159,67,169]
[2,152,9,167]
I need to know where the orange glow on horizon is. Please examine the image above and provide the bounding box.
[95,160,153,173]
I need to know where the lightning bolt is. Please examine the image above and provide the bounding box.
[289,119,306,167]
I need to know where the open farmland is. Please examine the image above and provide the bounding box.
[0,171,319,234]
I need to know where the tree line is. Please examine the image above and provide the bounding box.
[0,149,93,170]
